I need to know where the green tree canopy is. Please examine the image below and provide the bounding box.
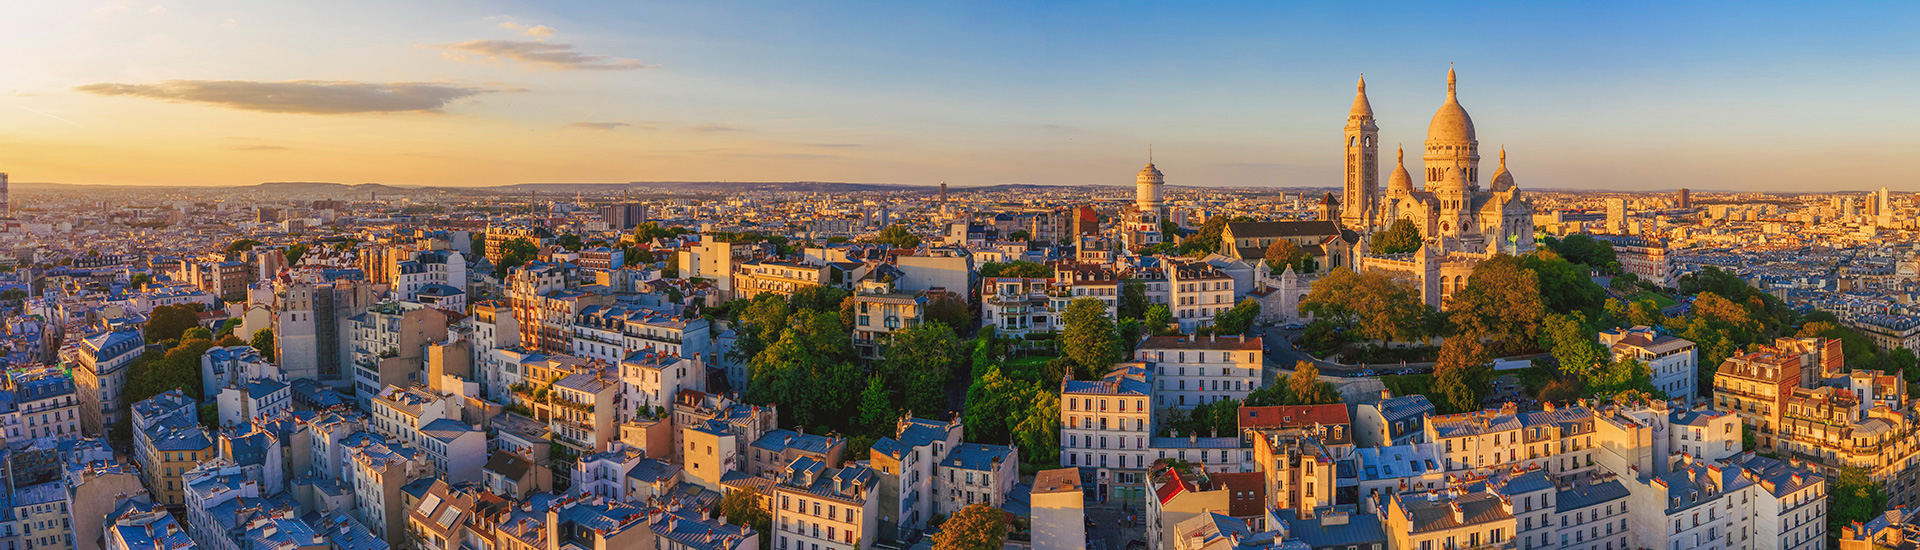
[495,237,541,278]
[1210,299,1260,335]
[250,328,277,363]
[1299,267,1436,343]
[1178,216,1233,257]
[1144,305,1176,336]
[146,304,204,343]
[1265,240,1310,274]
[1448,254,1544,356]
[879,322,962,415]
[1368,218,1423,255]
[1061,298,1121,379]
[1118,280,1149,320]
[1521,249,1606,315]
[931,503,1009,550]
[872,225,922,249]
[979,261,1052,279]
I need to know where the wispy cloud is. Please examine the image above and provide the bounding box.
[681,123,739,133]
[568,121,630,130]
[432,39,653,71]
[225,144,288,151]
[498,22,556,37]
[75,80,492,114]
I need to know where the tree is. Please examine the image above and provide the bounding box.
[1432,339,1492,413]
[855,375,895,436]
[1211,299,1260,335]
[129,273,153,289]
[1829,466,1886,542]
[556,234,585,252]
[730,295,793,363]
[925,293,972,334]
[931,503,1008,550]
[1118,280,1149,320]
[964,366,1021,445]
[1369,218,1422,255]
[1178,216,1232,257]
[146,304,203,343]
[1061,298,1120,379]
[1265,240,1309,274]
[1546,234,1619,274]
[1540,312,1610,383]
[285,243,310,266]
[1521,250,1606,315]
[873,225,922,249]
[250,328,277,363]
[215,318,242,338]
[1144,305,1176,336]
[494,237,540,278]
[183,327,213,342]
[1299,268,1432,343]
[719,488,773,550]
[224,239,261,253]
[1447,254,1544,356]
[879,322,962,415]
[979,261,1052,279]
[1009,229,1031,241]
[1287,362,1341,405]
[745,311,857,429]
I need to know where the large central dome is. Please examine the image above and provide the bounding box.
[1426,66,1476,143]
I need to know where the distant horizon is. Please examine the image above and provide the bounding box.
[6,2,1918,190]
[3,178,1886,196]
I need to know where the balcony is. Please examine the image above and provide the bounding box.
[631,332,682,345]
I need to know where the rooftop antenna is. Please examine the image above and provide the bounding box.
[1148,144,1154,164]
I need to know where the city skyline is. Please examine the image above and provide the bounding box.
[4,1,1919,190]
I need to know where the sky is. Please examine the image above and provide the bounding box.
[2,1,1918,191]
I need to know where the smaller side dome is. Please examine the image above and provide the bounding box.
[1488,147,1515,192]
[1388,146,1414,194]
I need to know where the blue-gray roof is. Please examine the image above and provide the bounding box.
[939,443,1015,471]
[1282,509,1387,549]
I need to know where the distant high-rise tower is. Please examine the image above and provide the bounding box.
[0,172,9,218]
[1878,186,1894,228]
[1677,188,1691,209]
[1342,75,1379,230]
[1605,198,1626,234]
[939,181,948,204]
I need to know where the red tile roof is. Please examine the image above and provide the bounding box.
[1239,404,1350,431]
[1210,472,1268,518]
[1155,467,1192,505]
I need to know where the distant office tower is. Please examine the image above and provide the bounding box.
[1605,198,1626,234]
[599,203,648,229]
[1879,186,1894,227]
[1677,188,1690,209]
[0,172,9,218]
[258,206,283,223]
[939,181,948,204]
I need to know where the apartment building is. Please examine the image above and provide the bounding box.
[733,259,829,300]
[1355,392,1437,447]
[869,416,964,535]
[933,443,1019,518]
[349,301,451,409]
[1600,326,1699,404]
[1423,402,1598,477]
[1061,363,1154,501]
[978,277,1057,339]
[1134,335,1263,408]
[73,328,143,434]
[1166,261,1237,332]
[768,456,878,550]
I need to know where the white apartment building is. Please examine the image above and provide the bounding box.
[1060,363,1154,500]
[1601,326,1699,404]
[1134,335,1263,408]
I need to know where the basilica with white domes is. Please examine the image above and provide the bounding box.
[1344,66,1534,258]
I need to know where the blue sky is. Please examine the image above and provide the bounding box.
[3,0,1917,190]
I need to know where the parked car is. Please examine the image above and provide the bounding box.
[1282,323,1305,331]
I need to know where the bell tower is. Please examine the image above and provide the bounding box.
[1343,75,1379,231]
